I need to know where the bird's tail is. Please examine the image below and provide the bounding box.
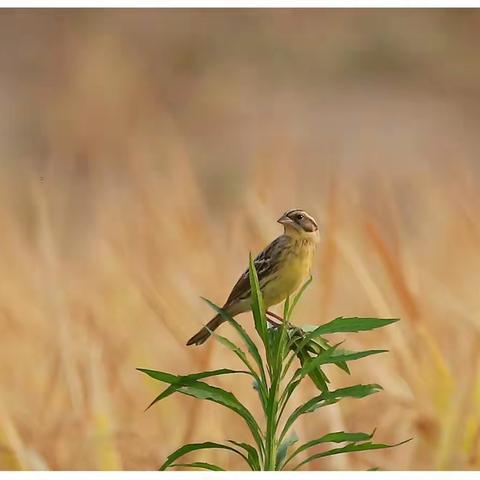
[186,314,224,346]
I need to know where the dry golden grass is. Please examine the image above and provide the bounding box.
[1,9,480,470]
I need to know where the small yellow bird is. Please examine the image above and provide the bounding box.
[187,209,320,346]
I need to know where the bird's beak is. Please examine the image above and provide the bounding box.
[277,214,293,226]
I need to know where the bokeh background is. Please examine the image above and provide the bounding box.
[1,8,480,471]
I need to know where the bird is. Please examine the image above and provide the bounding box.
[186,209,320,346]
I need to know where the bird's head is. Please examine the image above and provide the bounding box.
[277,209,320,241]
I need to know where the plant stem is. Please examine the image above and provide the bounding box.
[264,376,280,470]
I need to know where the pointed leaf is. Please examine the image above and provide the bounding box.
[309,317,399,336]
[280,384,382,442]
[326,349,388,364]
[299,348,388,382]
[294,344,330,393]
[306,340,351,374]
[228,440,261,471]
[304,338,351,374]
[175,380,264,452]
[283,430,375,468]
[137,367,242,384]
[283,295,291,322]
[292,317,398,362]
[326,384,383,400]
[202,297,267,387]
[299,343,341,378]
[277,376,301,427]
[137,367,249,410]
[293,439,412,470]
[171,462,225,471]
[144,385,177,410]
[248,253,268,343]
[159,441,249,470]
[271,317,290,378]
[140,370,264,453]
[211,330,267,407]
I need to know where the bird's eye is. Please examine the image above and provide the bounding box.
[296,214,303,220]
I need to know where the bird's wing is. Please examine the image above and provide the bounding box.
[224,235,290,307]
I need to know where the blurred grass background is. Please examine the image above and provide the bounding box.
[1,8,480,470]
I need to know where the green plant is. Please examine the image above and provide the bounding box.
[138,255,409,471]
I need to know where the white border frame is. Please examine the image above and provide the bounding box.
[1,472,480,478]
[4,1,480,7]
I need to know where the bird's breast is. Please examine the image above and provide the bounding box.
[262,239,315,307]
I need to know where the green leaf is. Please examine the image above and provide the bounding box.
[283,430,375,468]
[293,343,330,394]
[301,328,331,348]
[137,368,249,410]
[211,330,267,409]
[176,381,264,453]
[276,431,299,470]
[283,327,324,379]
[333,359,350,374]
[299,348,388,382]
[277,375,301,426]
[159,441,249,470]
[202,297,268,389]
[213,333,251,368]
[299,343,341,378]
[280,384,382,442]
[306,337,350,375]
[270,317,289,378]
[291,317,398,363]
[228,440,261,471]
[283,296,291,322]
[248,253,268,344]
[326,384,383,400]
[292,439,412,470]
[306,339,351,374]
[171,462,225,471]
[144,384,177,409]
[304,364,329,393]
[326,349,388,364]
[140,369,264,454]
[309,317,399,336]
[137,367,245,384]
